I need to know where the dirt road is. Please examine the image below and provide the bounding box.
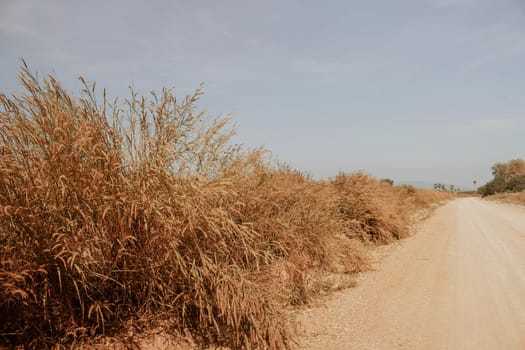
[298,198,525,349]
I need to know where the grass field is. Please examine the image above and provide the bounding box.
[485,192,525,206]
[0,66,453,349]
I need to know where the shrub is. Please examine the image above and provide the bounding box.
[478,176,507,197]
[332,172,410,243]
[224,166,371,306]
[0,64,289,349]
[506,175,525,193]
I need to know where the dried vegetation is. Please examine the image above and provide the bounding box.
[485,192,525,206]
[0,66,452,349]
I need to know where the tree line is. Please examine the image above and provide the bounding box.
[433,183,461,192]
[478,158,525,197]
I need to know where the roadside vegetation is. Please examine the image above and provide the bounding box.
[0,66,453,349]
[484,192,525,206]
[478,159,525,197]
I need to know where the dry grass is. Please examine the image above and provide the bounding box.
[0,64,287,349]
[332,173,411,243]
[229,168,371,307]
[0,65,451,349]
[485,192,525,206]
[402,187,455,211]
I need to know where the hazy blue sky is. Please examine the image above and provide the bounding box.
[1,0,525,188]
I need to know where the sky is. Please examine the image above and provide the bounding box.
[1,0,525,189]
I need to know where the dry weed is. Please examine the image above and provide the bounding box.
[0,64,451,349]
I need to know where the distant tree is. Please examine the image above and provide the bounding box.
[490,159,525,182]
[491,162,508,179]
[506,175,525,192]
[480,159,525,196]
[477,184,486,196]
[478,176,507,197]
[433,183,446,191]
[506,159,525,180]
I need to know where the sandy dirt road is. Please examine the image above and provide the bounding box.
[297,198,525,350]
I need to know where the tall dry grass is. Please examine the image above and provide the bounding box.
[403,187,455,210]
[229,168,371,306]
[0,65,451,349]
[332,172,410,243]
[0,64,288,349]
